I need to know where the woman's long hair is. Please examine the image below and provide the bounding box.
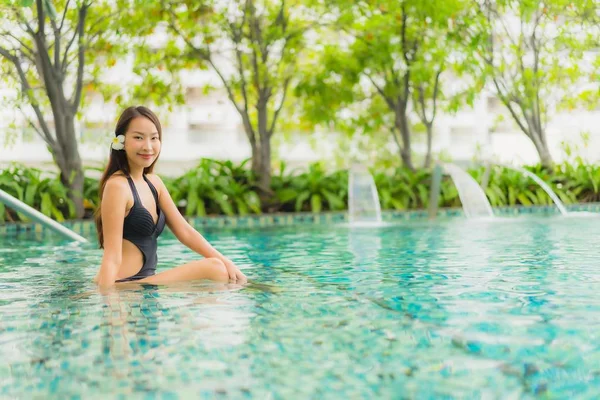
[94,106,162,248]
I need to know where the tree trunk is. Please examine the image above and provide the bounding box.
[530,128,554,169]
[423,122,433,169]
[40,71,86,219]
[50,114,85,218]
[394,110,414,170]
[251,100,273,196]
[58,156,85,219]
[255,137,272,192]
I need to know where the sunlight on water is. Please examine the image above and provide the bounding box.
[2,216,600,398]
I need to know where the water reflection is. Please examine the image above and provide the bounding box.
[4,218,600,397]
[0,238,256,397]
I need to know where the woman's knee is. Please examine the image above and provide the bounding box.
[204,258,229,280]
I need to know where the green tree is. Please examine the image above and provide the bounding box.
[410,2,481,168]
[0,0,122,217]
[298,0,471,170]
[128,0,318,195]
[470,0,598,168]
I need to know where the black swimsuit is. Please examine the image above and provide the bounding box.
[116,175,166,282]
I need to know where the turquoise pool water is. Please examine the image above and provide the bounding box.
[2,216,600,398]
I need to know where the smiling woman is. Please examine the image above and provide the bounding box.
[93,106,247,290]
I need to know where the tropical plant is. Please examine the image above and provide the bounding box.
[165,158,261,217]
[272,162,347,213]
[0,164,74,222]
[374,167,432,210]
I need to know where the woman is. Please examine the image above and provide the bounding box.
[94,106,247,289]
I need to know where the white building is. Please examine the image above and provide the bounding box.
[1,25,599,176]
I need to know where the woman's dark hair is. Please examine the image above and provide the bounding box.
[94,106,162,248]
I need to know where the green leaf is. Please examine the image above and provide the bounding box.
[295,191,310,212]
[41,192,53,217]
[244,192,262,214]
[196,198,206,217]
[321,189,344,210]
[277,188,298,203]
[517,193,533,206]
[214,195,234,216]
[310,194,322,213]
[186,190,199,217]
[235,198,249,216]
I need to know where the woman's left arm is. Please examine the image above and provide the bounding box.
[150,174,247,283]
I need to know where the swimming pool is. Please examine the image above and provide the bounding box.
[2,215,600,398]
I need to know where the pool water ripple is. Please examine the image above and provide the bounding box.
[2,217,600,397]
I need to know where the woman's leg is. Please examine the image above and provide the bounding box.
[135,257,229,285]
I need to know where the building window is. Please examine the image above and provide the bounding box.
[187,122,221,144]
[486,96,504,113]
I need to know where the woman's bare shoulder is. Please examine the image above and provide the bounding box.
[104,173,130,193]
[146,173,165,188]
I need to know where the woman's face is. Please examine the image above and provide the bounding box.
[124,116,161,170]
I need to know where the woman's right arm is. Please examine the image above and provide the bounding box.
[96,178,129,289]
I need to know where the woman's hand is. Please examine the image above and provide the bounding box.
[222,258,247,284]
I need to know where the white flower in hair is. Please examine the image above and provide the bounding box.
[111,135,125,150]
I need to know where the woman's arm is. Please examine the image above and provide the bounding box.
[150,174,247,283]
[96,178,129,289]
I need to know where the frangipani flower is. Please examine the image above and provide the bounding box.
[111,135,125,150]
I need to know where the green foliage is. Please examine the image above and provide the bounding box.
[163,159,262,217]
[5,160,600,222]
[0,164,75,222]
[477,165,578,207]
[296,0,476,168]
[466,0,600,165]
[121,0,319,187]
[374,168,432,210]
[271,162,348,213]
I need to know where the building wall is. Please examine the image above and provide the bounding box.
[1,64,599,176]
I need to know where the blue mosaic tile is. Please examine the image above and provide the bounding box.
[2,203,600,238]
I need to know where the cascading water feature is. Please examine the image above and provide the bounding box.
[442,163,494,219]
[502,165,568,216]
[348,164,382,225]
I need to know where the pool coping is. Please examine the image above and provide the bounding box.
[1,202,600,239]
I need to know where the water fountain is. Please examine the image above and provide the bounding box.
[441,163,494,219]
[348,164,382,225]
[501,165,568,215]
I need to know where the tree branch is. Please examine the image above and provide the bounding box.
[61,25,79,73]
[207,58,244,114]
[226,14,250,115]
[492,77,530,137]
[11,6,37,37]
[0,46,18,65]
[389,125,404,154]
[414,85,426,122]
[51,23,61,74]
[0,31,35,57]
[365,72,397,112]
[268,75,291,137]
[59,0,71,32]
[36,0,46,37]
[430,69,442,122]
[3,50,57,147]
[70,4,89,112]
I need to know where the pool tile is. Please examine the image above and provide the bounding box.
[2,202,600,238]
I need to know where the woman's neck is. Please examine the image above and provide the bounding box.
[128,166,144,181]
